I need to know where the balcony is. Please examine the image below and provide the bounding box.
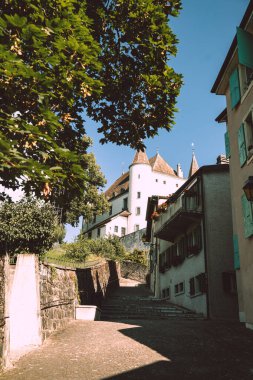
[155,205,202,242]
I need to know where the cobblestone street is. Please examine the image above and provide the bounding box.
[0,318,253,380]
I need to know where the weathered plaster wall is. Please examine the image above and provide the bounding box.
[120,228,148,252]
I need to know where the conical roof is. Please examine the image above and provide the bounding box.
[132,150,150,165]
[188,152,199,178]
[149,153,176,176]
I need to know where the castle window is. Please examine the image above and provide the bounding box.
[163,181,166,184]
[155,179,158,182]
[121,227,126,236]
[97,228,101,237]
[136,207,141,215]
[138,174,140,179]
[123,197,128,210]
[137,192,141,199]
[134,224,140,231]
[109,205,112,215]
[114,226,118,233]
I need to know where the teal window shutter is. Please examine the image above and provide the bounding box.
[233,234,240,270]
[237,27,253,70]
[241,193,253,238]
[224,131,231,158]
[229,68,241,109]
[238,123,247,166]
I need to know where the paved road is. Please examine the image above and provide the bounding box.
[1,318,253,380]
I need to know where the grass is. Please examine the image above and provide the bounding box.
[42,244,104,269]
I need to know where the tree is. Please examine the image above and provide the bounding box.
[86,0,183,149]
[0,0,182,222]
[0,198,61,255]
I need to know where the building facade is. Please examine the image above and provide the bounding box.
[146,163,238,320]
[82,150,186,239]
[211,1,253,329]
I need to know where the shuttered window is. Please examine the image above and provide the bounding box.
[238,123,247,166]
[237,27,253,70]
[224,131,231,158]
[241,193,253,238]
[229,68,241,109]
[233,234,240,270]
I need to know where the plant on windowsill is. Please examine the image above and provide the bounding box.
[151,211,160,220]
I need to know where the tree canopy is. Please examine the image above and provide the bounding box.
[0,0,182,223]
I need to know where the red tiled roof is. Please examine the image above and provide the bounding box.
[149,153,176,176]
[132,150,150,165]
[104,172,129,200]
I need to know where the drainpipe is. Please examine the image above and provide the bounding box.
[200,176,210,319]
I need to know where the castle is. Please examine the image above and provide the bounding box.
[82,150,198,239]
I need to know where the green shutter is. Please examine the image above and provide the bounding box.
[224,131,231,158]
[237,27,253,70]
[229,68,241,109]
[233,234,240,270]
[241,193,253,238]
[238,123,247,166]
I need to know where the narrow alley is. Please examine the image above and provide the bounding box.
[0,279,253,380]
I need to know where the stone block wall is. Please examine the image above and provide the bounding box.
[76,260,120,307]
[120,261,148,283]
[40,263,78,341]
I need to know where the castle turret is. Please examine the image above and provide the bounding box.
[128,150,152,232]
[188,152,199,178]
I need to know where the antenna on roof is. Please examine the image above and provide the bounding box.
[191,142,195,155]
[156,147,159,154]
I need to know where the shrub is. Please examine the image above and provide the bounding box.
[0,198,59,255]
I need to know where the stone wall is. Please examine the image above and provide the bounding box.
[40,263,78,341]
[120,261,148,283]
[40,259,120,340]
[120,228,148,252]
[76,260,120,307]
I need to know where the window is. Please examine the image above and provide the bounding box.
[136,207,141,215]
[187,225,202,256]
[189,273,206,296]
[241,193,253,238]
[163,181,166,184]
[175,282,184,295]
[137,192,141,199]
[183,181,201,211]
[114,226,118,233]
[109,205,113,215]
[138,174,140,179]
[123,197,128,210]
[155,179,158,182]
[134,224,140,231]
[229,67,241,109]
[97,228,100,237]
[239,111,253,166]
[121,227,126,236]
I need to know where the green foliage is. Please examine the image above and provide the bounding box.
[0,198,60,255]
[125,249,148,266]
[86,0,183,149]
[53,224,66,244]
[64,236,126,262]
[0,0,182,221]
[0,0,108,224]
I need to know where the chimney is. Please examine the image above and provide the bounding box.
[177,163,184,178]
[216,154,229,165]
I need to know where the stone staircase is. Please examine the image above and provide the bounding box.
[101,279,204,321]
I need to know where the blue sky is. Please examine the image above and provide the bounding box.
[65,0,249,242]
